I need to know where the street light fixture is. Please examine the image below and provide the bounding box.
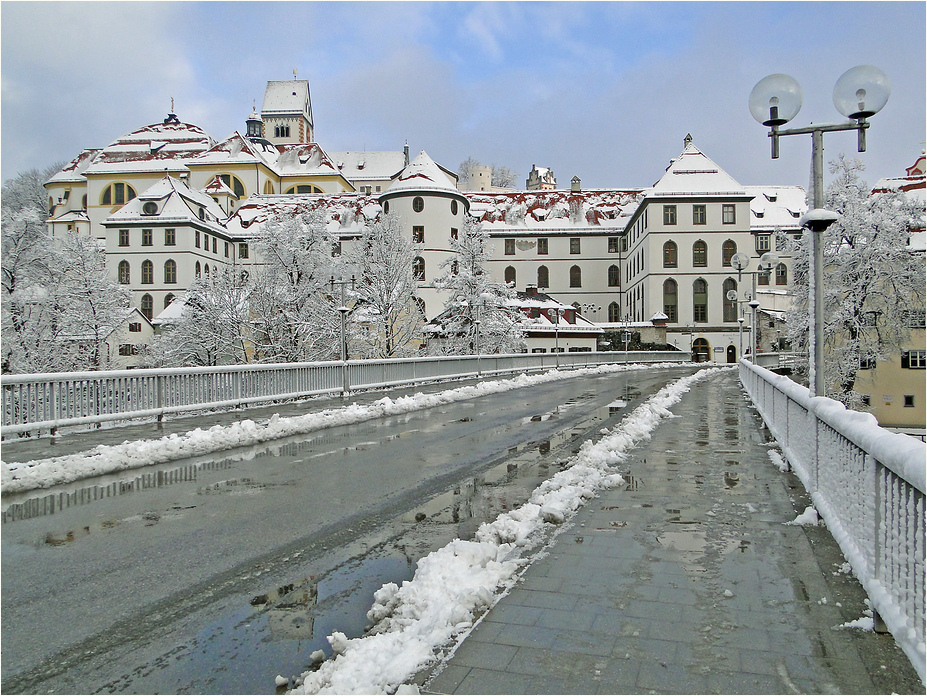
[750,66,889,395]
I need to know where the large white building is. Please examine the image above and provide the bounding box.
[44,79,806,364]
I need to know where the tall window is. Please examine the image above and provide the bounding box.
[504,266,516,285]
[141,259,153,284]
[723,278,738,322]
[758,269,770,285]
[239,243,249,259]
[538,238,549,255]
[450,200,458,215]
[101,182,136,206]
[412,226,424,243]
[756,234,771,252]
[693,240,707,267]
[663,241,677,268]
[141,294,153,321]
[413,257,425,280]
[608,302,621,322]
[722,204,736,224]
[570,238,581,254]
[164,228,176,246]
[569,265,582,288]
[450,228,458,240]
[663,279,678,322]
[195,261,201,277]
[195,230,200,248]
[663,205,677,225]
[118,260,130,284]
[505,239,515,255]
[693,205,706,225]
[263,181,276,194]
[608,237,620,253]
[537,265,549,288]
[607,264,620,287]
[141,229,152,246]
[164,259,177,284]
[722,240,736,266]
[693,278,708,323]
[164,293,175,309]
[775,263,788,285]
[118,229,129,247]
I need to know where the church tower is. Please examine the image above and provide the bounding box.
[261,78,314,145]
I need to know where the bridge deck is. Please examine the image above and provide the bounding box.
[419,369,922,694]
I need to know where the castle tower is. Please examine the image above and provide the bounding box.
[261,79,314,145]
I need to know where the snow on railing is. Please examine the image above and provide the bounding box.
[740,359,926,683]
[1,351,688,437]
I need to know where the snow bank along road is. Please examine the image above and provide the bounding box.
[1,363,701,694]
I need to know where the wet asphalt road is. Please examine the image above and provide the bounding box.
[1,366,697,694]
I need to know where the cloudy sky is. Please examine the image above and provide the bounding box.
[2,1,924,190]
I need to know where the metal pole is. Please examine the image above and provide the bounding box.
[752,273,758,360]
[811,128,826,397]
[554,309,560,369]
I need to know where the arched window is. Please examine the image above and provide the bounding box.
[663,241,678,268]
[195,261,201,277]
[663,279,678,322]
[450,200,458,215]
[285,184,323,194]
[537,265,549,288]
[504,266,516,286]
[569,265,582,288]
[693,278,708,323]
[164,293,175,309]
[607,264,620,287]
[164,259,177,284]
[412,197,424,213]
[693,240,707,267]
[263,180,276,194]
[219,174,246,198]
[722,240,737,266]
[101,182,137,206]
[118,260,130,284]
[775,263,788,285]
[204,263,210,276]
[141,260,153,285]
[758,268,770,285]
[413,256,425,280]
[141,294,153,321]
[723,278,738,322]
[81,194,87,210]
[608,301,621,323]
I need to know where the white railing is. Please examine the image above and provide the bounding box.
[1,351,689,437]
[740,359,926,683]
[754,351,803,371]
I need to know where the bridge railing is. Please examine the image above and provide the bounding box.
[1,351,688,437]
[740,359,926,682]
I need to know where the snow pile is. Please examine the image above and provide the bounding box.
[1,362,692,495]
[767,449,789,472]
[786,505,820,526]
[292,367,722,695]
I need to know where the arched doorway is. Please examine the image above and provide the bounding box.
[727,345,737,363]
[692,338,710,362]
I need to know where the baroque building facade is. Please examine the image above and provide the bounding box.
[44,79,806,364]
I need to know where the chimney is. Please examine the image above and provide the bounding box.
[526,284,538,297]
[404,141,410,166]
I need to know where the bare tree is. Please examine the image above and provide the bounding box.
[784,156,925,407]
[347,212,423,358]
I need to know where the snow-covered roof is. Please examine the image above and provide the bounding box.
[745,186,807,230]
[152,296,188,325]
[46,149,101,185]
[226,193,383,237]
[649,140,746,197]
[467,189,643,232]
[329,151,407,182]
[189,132,277,168]
[104,175,228,234]
[384,151,459,195]
[262,80,310,115]
[275,143,342,176]
[82,115,215,176]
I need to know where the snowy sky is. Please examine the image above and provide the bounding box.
[2,1,924,190]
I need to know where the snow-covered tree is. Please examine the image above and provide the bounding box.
[784,156,925,407]
[248,212,342,363]
[144,270,252,367]
[428,215,525,355]
[2,164,130,373]
[347,212,423,359]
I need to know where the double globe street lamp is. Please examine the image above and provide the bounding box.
[749,66,890,395]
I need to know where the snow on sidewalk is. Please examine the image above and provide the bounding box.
[1,362,695,495]
[289,367,725,695]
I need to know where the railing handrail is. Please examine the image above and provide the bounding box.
[1,351,691,436]
[740,359,925,492]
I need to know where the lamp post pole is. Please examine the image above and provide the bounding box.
[331,275,355,394]
[750,66,890,396]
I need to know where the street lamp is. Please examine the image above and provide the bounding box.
[730,251,778,361]
[551,308,563,368]
[750,66,890,395]
[331,275,355,393]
